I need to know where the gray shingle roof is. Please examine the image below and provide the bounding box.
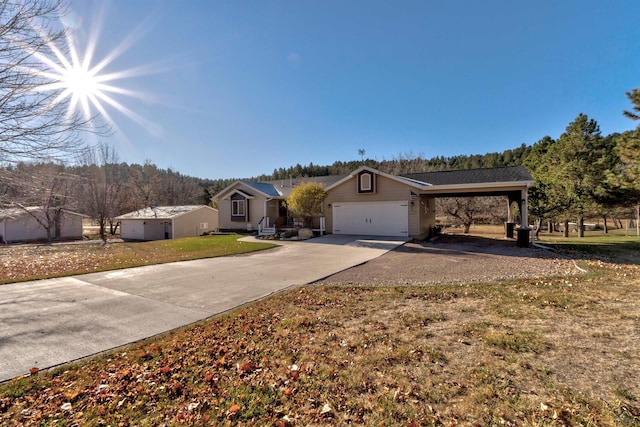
[403,166,533,186]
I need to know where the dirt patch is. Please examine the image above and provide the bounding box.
[316,233,582,286]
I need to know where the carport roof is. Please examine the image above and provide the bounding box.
[403,165,533,186]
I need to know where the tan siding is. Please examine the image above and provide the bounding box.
[173,207,218,238]
[217,183,270,231]
[417,196,436,238]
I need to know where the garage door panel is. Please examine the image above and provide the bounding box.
[333,202,408,237]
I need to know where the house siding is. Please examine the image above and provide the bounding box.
[217,183,271,232]
[325,174,425,237]
[417,195,436,237]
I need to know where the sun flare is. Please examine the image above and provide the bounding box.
[25,9,160,135]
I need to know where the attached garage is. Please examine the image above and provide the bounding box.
[332,201,409,237]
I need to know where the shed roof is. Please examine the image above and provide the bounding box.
[116,205,212,220]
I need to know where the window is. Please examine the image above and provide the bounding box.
[360,173,371,191]
[232,199,245,216]
[358,171,375,193]
[200,222,208,229]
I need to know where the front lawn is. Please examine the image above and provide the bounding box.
[0,234,276,284]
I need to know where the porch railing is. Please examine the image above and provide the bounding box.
[258,216,276,236]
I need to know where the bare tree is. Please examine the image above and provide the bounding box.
[0,0,101,164]
[77,144,122,242]
[1,162,78,241]
[130,161,160,208]
[438,197,478,233]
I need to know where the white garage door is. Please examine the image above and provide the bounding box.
[121,220,145,240]
[332,201,408,237]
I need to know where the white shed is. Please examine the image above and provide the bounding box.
[115,205,219,241]
[0,207,84,243]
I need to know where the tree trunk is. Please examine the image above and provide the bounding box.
[534,219,541,238]
[547,220,553,234]
[463,223,471,233]
[603,216,608,234]
[563,220,569,237]
[577,217,584,238]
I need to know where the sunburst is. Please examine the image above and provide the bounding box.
[26,9,161,135]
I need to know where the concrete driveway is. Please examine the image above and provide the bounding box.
[0,235,406,382]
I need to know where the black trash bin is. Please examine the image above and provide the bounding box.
[504,222,515,239]
[517,227,531,247]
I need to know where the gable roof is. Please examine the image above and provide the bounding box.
[212,175,347,201]
[403,166,534,186]
[115,205,215,220]
[325,166,433,191]
[263,175,346,197]
[213,180,280,201]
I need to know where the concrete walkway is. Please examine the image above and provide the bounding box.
[0,235,406,382]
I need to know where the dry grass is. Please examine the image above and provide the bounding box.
[1,252,639,426]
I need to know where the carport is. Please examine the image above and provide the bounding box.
[403,166,535,245]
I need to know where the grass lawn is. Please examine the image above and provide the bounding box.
[1,234,639,426]
[0,234,276,284]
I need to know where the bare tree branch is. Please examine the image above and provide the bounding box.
[0,0,105,164]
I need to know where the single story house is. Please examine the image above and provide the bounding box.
[0,206,84,243]
[212,165,534,239]
[116,205,218,241]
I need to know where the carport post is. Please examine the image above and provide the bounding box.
[520,187,529,229]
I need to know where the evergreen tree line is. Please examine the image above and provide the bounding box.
[253,144,532,182]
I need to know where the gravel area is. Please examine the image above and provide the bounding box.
[316,233,583,286]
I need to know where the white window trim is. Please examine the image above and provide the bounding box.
[232,199,245,216]
[360,173,372,192]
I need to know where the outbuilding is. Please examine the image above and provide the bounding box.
[0,206,84,243]
[116,205,218,241]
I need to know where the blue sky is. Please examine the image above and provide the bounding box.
[66,0,640,180]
